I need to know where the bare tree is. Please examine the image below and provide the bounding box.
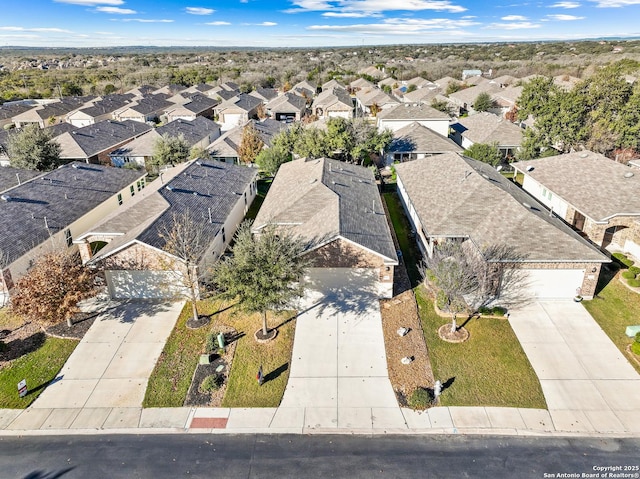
[159,210,213,323]
[0,249,8,308]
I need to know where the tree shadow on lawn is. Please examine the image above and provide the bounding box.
[0,331,46,362]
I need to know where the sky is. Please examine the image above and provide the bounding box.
[1,0,640,48]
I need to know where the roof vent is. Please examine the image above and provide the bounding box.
[624,171,634,178]
[193,191,199,196]
[196,160,202,166]
[165,185,174,191]
[1,194,11,202]
[72,164,79,169]
[526,166,534,172]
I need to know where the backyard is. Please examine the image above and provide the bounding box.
[144,297,296,408]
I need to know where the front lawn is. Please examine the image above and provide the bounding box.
[144,298,296,408]
[383,192,422,287]
[415,285,546,409]
[583,274,640,374]
[0,337,78,409]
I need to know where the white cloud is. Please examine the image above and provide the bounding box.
[185,7,215,15]
[308,17,479,34]
[54,0,123,4]
[501,14,528,20]
[486,21,541,29]
[0,34,40,39]
[95,6,136,13]
[322,11,381,16]
[286,0,466,14]
[205,21,232,25]
[94,31,115,34]
[0,26,72,33]
[590,0,640,6]
[550,1,581,7]
[546,13,585,19]
[120,18,174,22]
[260,21,278,25]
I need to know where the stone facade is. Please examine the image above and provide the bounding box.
[305,237,395,288]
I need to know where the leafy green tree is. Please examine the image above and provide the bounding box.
[213,222,310,339]
[151,134,190,169]
[463,142,502,166]
[238,123,264,164]
[8,124,61,171]
[189,145,210,160]
[431,98,453,115]
[255,145,291,177]
[473,92,496,112]
[406,84,417,93]
[103,84,117,95]
[60,82,83,97]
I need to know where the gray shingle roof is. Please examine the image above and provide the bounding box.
[57,119,152,159]
[0,103,32,121]
[394,153,607,263]
[377,102,450,121]
[90,160,257,262]
[253,158,398,264]
[389,122,462,154]
[512,151,640,221]
[0,167,41,193]
[453,112,523,147]
[77,94,135,118]
[0,162,144,264]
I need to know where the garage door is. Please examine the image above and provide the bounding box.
[520,268,585,300]
[105,270,187,299]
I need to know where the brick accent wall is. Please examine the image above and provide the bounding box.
[305,238,394,285]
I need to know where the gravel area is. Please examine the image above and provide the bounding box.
[380,281,435,407]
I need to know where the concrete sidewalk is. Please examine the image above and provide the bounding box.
[510,300,640,435]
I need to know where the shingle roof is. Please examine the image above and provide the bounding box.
[312,88,353,112]
[0,162,144,264]
[128,95,173,115]
[57,119,152,159]
[253,158,398,264]
[0,166,41,193]
[448,82,501,106]
[75,94,134,118]
[453,112,523,147]
[266,92,307,113]
[512,151,640,221]
[250,87,279,102]
[355,87,398,107]
[394,153,607,263]
[389,122,462,154]
[0,103,32,121]
[177,94,217,114]
[90,160,256,262]
[377,102,450,121]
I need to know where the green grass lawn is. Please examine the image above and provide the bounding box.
[0,337,78,409]
[583,275,640,374]
[383,191,423,287]
[143,297,296,408]
[245,178,272,222]
[415,286,547,409]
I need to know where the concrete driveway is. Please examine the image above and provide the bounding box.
[280,268,398,428]
[32,300,184,410]
[510,300,640,433]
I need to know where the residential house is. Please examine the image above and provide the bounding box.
[66,94,135,127]
[378,77,398,89]
[0,123,77,167]
[462,69,482,80]
[450,112,523,158]
[434,76,460,92]
[405,77,433,89]
[290,80,317,99]
[125,85,158,98]
[214,93,263,131]
[252,157,398,298]
[265,92,307,123]
[0,163,145,305]
[311,87,353,119]
[153,84,187,97]
[376,103,451,137]
[553,75,582,91]
[512,151,640,259]
[489,75,517,88]
[77,160,257,299]
[12,97,96,128]
[249,87,279,104]
[490,85,523,117]
[0,103,32,128]
[384,122,462,165]
[182,83,215,95]
[394,153,608,300]
[110,117,220,167]
[463,74,487,85]
[354,87,399,117]
[349,77,375,92]
[359,66,386,80]
[164,94,218,122]
[322,79,346,91]
[56,119,152,164]
[207,87,238,102]
[448,82,501,115]
[401,87,441,104]
[208,119,287,164]
[0,166,40,192]
[113,95,174,124]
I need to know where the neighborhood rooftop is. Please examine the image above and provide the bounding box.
[0,162,144,264]
[394,152,607,263]
[512,151,640,221]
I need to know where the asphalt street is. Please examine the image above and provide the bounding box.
[1,434,639,479]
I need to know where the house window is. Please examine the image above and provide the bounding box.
[244,192,247,206]
[117,193,123,206]
[221,227,226,243]
[64,229,73,247]
[542,188,547,197]
[130,185,135,196]
[137,180,142,192]
[140,178,145,189]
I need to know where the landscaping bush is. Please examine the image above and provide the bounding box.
[613,253,634,268]
[478,306,507,316]
[408,387,433,410]
[627,278,640,288]
[629,266,640,276]
[622,271,636,280]
[0,340,5,353]
[206,331,219,353]
[632,342,640,356]
[199,374,222,393]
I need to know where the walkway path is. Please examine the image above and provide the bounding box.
[510,300,640,434]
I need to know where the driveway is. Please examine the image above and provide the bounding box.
[280,268,397,427]
[32,300,184,410]
[510,300,640,433]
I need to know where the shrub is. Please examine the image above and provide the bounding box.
[206,332,219,353]
[622,271,636,280]
[199,374,222,393]
[478,306,491,315]
[627,278,640,288]
[408,387,433,410]
[492,306,507,316]
[612,253,634,268]
[629,266,640,276]
[635,332,640,343]
[632,342,640,356]
[0,340,5,353]
[436,290,448,311]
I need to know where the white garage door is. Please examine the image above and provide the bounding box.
[105,270,187,299]
[521,268,585,300]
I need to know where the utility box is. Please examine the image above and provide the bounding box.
[625,325,640,338]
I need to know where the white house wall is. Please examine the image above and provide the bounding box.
[521,175,569,218]
[396,177,429,257]
[624,239,640,259]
